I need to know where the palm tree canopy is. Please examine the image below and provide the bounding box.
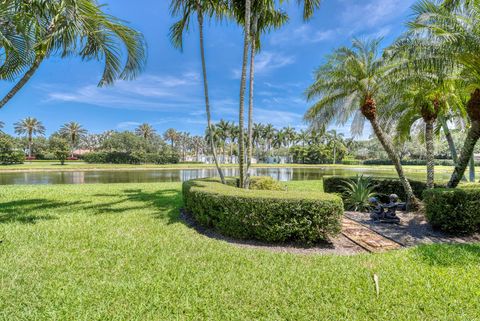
[2,0,146,86]
[135,123,156,140]
[304,38,388,136]
[14,117,45,136]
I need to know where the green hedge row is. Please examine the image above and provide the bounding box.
[183,178,344,244]
[323,176,433,202]
[83,151,179,164]
[423,186,480,235]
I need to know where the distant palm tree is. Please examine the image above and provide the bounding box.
[164,128,179,148]
[305,38,419,208]
[135,123,156,140]
[14,117,45,158]
[60,122,87,157]
[262,123,276,155]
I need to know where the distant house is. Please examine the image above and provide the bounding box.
[72,149,92,156]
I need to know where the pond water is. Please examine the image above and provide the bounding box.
[0,166,448,185]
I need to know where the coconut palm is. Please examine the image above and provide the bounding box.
[305,38,419,208]
[403,0,480,187]
[216,119,231,161]
[1,0,146,110]
[170,0,227,183]
[326,130,344,164]
[14,117,45,158]
[59,122,88,157]
[135,123,156,141]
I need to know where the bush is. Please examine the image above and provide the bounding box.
[83,151,180,164]
[183,178,343,245]
[249,176,286,191]
[423,188,480,235]
[324,176,432,203]
[0,135,25,164]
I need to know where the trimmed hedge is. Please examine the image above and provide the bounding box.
[423,187,480,235]
[323,176,433,202]
[183,178,343,244]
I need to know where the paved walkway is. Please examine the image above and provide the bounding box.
[342,218,402,253]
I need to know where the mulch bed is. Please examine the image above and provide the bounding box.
[180,209,480,256]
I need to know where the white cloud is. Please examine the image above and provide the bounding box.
[232,51,295,78]
[44,72,204,111]
[270,25,337,45]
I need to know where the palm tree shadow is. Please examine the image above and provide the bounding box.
[119,189,183,223]
[0,199,87,224]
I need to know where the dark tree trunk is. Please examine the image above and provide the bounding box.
[448,89,480,188]
[246,30,256,183]
[425,119,435,188]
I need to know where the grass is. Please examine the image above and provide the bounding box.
[0,181,479,320]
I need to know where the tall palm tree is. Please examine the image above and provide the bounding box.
[59,122,88,157]
[404,0,480,187]
[326,130,344,164]
[170,0,227,183]
[305,38,419,208]
[135,123,156,141]
[262,123,276,155]
[216,119,231,162]
[14,117,45,158]
[1,0,146,110]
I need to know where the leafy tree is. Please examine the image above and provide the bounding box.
[14,117,45,158]
[0,134,25,164]
[49,136,70,165]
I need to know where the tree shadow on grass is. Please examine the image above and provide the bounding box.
[0,199,87,224]
[413,243,480,267]
[90,189,182,221]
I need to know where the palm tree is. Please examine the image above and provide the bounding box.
[305,38,419,208]
[216,119,231,162]
[1,0,146,110]
[170,0,227,183]
[404,0,480,187]
[327,130,344,164]
[164,128,179,148]
[14,117,45,158]
[59,122,87,157]
[135,123,156,141]
[297,129,310,147]
[262,123,276,155]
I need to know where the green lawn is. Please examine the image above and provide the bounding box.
[1,181,479,320]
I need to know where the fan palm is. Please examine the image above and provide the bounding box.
[1,0,146,110]
[59,122,87,157]
[170,0,227,183]
[14,117,45,158]
[305,38,419,208]
[403,0,480,187]
[135,123,156,141]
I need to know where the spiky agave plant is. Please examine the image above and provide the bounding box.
[340,175,377,212]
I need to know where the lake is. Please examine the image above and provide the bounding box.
[0,166,444,185]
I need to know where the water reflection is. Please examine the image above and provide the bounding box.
[0,166,441,185]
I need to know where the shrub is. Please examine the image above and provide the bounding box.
[49,137,70,165]
[324,176,432,203]
[249,176,286,191]
[339,175,376,212]
[83,151,180,164]
[0,135,25,164]
[183,178,344,245]
[423,188,480,235]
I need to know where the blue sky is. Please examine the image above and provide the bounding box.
[0,0,416,137]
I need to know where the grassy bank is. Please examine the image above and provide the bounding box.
[0,161,469,174]
[0,181,479,320]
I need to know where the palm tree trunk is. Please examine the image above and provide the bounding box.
[448,89,480,188]
[369,117,420,209]
[197,11,225,184]
[238,0,251,188]
[440,116,467,182]
[0,55,44,109]
[246,32,256,181]
[469,154,476,182]
[425,119,435,189]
